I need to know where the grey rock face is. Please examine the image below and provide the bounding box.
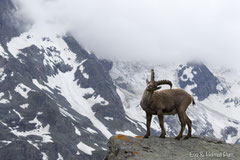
[100,59,113,71]
[224,97,240,107]
[236,139,240,144]
[0,0,19,47]
[105,135,240,160]
[221,126,238,140]
[0,140,42,160]
[178,63,220,101]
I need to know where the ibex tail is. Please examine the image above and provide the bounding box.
[192,96,195,105]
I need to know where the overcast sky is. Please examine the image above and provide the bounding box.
[14,0,240,67]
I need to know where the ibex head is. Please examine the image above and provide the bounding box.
[145,69,172,92]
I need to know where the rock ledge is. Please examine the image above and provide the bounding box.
[105,135,240,160]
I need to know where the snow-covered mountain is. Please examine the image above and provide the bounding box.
[110,61,240,144]
[0,1,144,159]
[0,0,240,160]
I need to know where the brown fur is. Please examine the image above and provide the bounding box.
[140,69,195,140]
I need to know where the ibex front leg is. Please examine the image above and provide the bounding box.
[144,113,152,138]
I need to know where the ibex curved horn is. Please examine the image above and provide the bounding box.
[156,80,172,89]
[151,69,155,82]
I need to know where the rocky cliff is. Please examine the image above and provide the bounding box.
[105,135,240,160]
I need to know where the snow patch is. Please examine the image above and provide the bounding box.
[88,94,109,106]
[8,91,12,100]
[74,126,81,136]
[184,83,197,95]
[20,103,29,109]
[116,130,137,137]
[180,66,194,81]
[102,147,107,151]
[0,140,12,147]
[0,45,9,59]
[83,73,89,79]
[206,111,222,139]
[85,48,92,55]
[86,127,98,134]
[0,99,10,104]
[27,140,40,150]
[104,117,114,121]
[37,112,43,115]
[14,83,32,99]
[59,108,77,121]
[86,127,97,134]
[42,152,48,160]
[13,109,24,121]
[78,60,89,79]
[77,142,95,155]
[0,120,7,126]
[0,68,7,82]
[0,92,10,104]
[33,79,53,94]
[202,94,240,123]
[57,153,64,160]
[10,116,53,143]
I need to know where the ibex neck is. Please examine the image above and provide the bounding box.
[141,89,153,107]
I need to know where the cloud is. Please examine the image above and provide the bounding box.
[14,0,240,67]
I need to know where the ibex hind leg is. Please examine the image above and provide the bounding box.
[175,110,186,140]
[184,114,192,140]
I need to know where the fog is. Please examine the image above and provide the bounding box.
[14,0,240,67]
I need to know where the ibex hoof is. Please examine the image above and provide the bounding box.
[184,135,191,140]
[175,136,181,140]
[159,135,165,138]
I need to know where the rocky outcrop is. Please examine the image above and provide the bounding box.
[178,63,221,101]
[105,135,240,160]
[0,0,19,47]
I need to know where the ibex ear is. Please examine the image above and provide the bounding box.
[146,79,150,84]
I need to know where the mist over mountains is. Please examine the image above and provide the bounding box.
[14,0,240,66]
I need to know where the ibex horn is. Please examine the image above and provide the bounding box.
[151,69,155,82]
[156,80,172,89]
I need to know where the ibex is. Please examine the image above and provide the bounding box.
[140,69,195,140]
